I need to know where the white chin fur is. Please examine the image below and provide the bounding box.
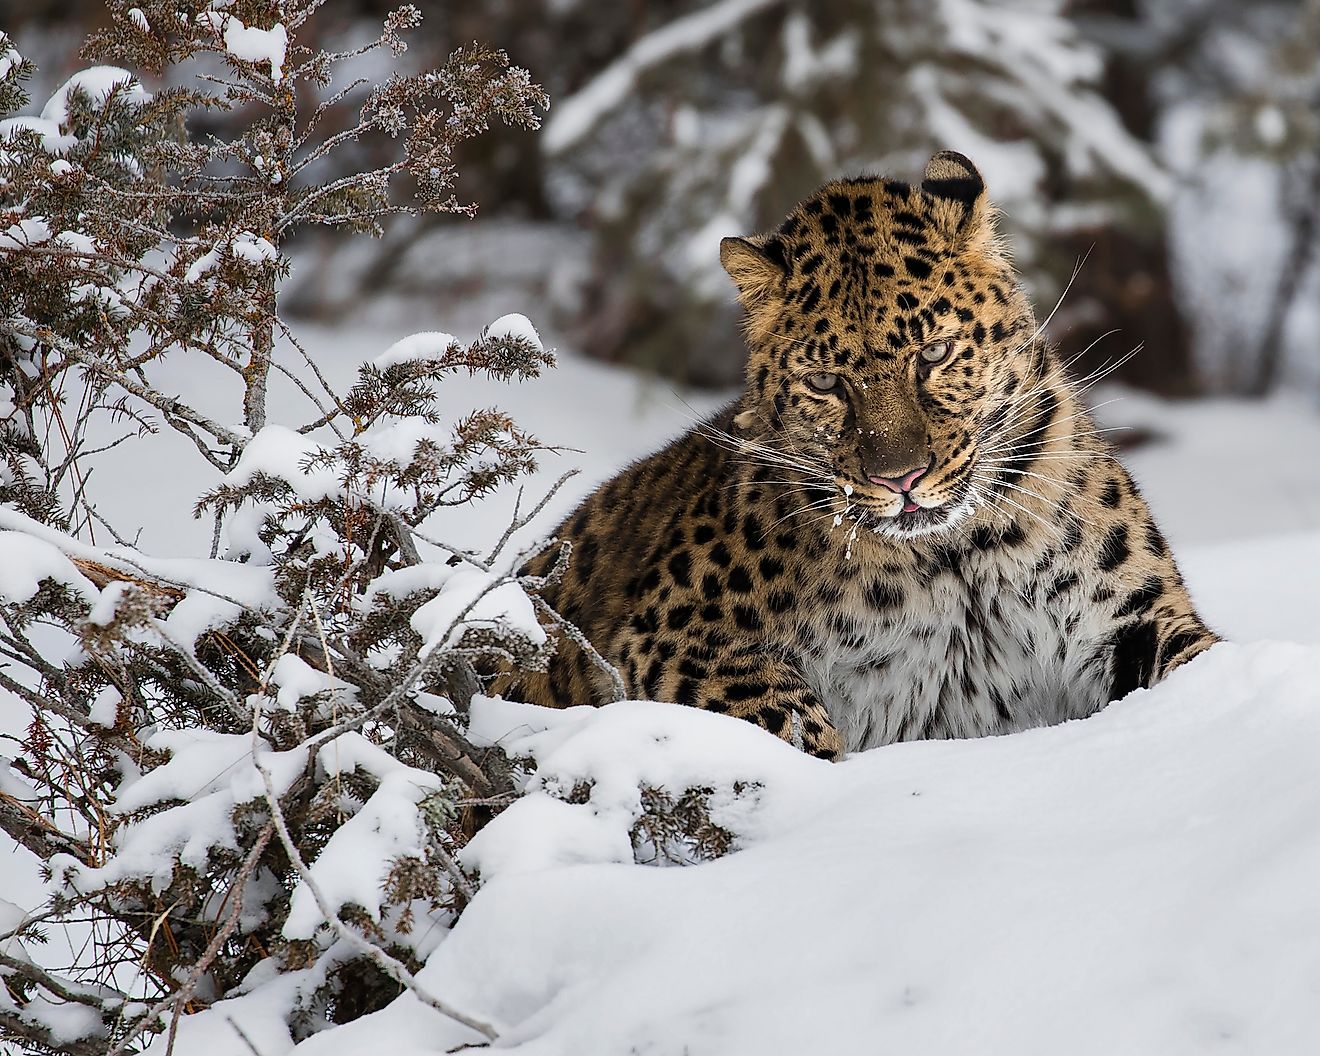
[869,497,975,540]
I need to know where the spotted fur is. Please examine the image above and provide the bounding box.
[509,151,1218,759]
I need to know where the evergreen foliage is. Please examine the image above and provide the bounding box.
[0,7,592,1051]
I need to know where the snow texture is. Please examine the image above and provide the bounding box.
[0,115,75,155]
[410,565,545,659]
[0,217,54,251]
[0,530,98,604]
[223,425,340,502]
[0,898,106,1045]
[931,1,1167,198]
[372,331,459,370]
[198,13,289,85]
[0,38,21,82]
[0,507,281,655]
[185,231,278,282]
[0,66,150,170]
[53,729,305,899]
[40,66,151,127]
[483,312,543,352]
[224,20,288,85]
[283,734,447,941]
[365,563,545,663]
[268,653,351,714]
[284,640,1320,1056]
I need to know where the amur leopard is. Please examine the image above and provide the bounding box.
[511,150,1218,760]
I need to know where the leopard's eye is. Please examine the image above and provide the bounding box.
[805,372,840,393]
[920,339,953,365]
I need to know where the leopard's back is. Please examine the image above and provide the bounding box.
[513,409,737,705]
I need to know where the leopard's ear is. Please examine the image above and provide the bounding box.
[720,235,789,306]
[921,150,994,246]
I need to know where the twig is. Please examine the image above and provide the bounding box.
[225,1016,268,1056]
[12,326,246,451]
[0,947,123,1012]
[249,720,499,1040]
[107,824,275,1056]
[430,832,478,906]
[529,591,626,702]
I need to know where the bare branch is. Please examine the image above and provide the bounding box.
[7,326,247,451]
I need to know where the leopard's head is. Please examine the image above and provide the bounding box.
[721,151,1040,540]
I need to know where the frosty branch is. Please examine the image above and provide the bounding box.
[0,7,604,1054]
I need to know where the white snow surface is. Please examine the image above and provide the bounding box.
[54,729,306,899]
[226,21,288,84]
[222,424,340,501]
[281,640,1320,1056]
[0,530,97,604]
[410,565,546,659]
[40,66,151,126]
[483,312,544,352]
[0,504,281,651]
[0,38,21,83]
[372,330,459,369]
[185,231,278,282]
[0,116,75,155]
[0,216,54,251]
[366,559,548,661]
[0,61,148,170]
[283,734,447,942]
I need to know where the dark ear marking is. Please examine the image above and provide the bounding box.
[921,150,984,204]
[921,150,993,245]
[759,235,790,272]
[720,235,790,305]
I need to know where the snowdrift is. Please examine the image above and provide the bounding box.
[165,639,1320,1055]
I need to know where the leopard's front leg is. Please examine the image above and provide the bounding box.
[617,636,843,761]
[1109,607,1220,700]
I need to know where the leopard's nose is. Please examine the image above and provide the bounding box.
[868,464,928,493]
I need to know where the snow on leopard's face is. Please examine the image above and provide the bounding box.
[722,161,1040,541]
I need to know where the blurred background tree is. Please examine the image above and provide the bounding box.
[7,0,1314,395]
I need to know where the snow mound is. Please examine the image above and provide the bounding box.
[483,313,543,352]
[279,639,1320,1056]
[41,67,151,127]
[0,531,97,604]
[198,13,289,84]
[372,331,459,370]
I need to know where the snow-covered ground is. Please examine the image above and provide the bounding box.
[266,638,1320,1056]
[7,318,1320,1054]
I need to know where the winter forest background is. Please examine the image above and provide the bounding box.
[1,1,1319,1054]
[9,0,1320,395]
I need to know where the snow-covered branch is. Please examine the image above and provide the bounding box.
[0,8,564,1053]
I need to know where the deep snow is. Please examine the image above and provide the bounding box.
[157,639,1320,1056]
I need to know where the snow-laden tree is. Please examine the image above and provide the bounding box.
[535,0,1168,385]
[0,7,611,1052]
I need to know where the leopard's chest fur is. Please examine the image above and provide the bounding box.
[789,545,1113,752]
[515,411,1216,762]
